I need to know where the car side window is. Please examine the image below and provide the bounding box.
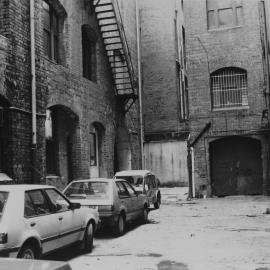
[26,190,52,216]
[122,182,137,196]
[45,189,70,212]
[116,182,129,198]
[24,193,36,217]
[150,175,156,188]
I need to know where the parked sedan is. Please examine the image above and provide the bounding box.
[0,185,99,259]
[63,178,149,236]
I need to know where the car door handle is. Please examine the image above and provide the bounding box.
[30,222,36,227]
[58,217,63,221]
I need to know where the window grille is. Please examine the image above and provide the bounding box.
[211,68,248,109]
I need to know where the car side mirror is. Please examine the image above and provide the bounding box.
[69,202,81,210]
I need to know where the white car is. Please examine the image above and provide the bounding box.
[0,185,99,259]
[115,170,161,209]
[63,178,149,236]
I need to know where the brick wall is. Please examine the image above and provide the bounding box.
[0,0,141,186]
[185,0,268,195]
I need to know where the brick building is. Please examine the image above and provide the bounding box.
[185,0,269,197]
[139,0,189,186]
[0,0,141,189]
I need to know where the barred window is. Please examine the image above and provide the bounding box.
[211,67,248,109]
[207,0,244,29]
[43,1,59,62]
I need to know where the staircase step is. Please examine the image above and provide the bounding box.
[102,34,120,39]
[95,3,113,8]
[97,16,116,21]
[101,29,119,34]
[95,9,113,14]
[99,21,117,27]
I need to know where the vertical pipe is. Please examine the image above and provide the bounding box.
[191,147,195,197]
[30,0,37,182]
[136,0,144,169]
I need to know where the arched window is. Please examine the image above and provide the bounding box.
[211,67,248,109]
[82,25,97,82]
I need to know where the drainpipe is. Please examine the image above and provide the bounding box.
[30,0,37,183]
[136,0,144,169]
[260,0,270,195]
[191,147,195,198]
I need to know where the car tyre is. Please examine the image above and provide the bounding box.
[154,195,161,209]
[115,213,125,236]
[141,206,149,224]
[84,222,94,252]
[18,244,37,259]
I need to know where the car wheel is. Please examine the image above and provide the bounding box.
[115,214,125,236]
[18,244,37,259]
[84,222,94,252]
[141,206,149,224]
[154,195,161,209]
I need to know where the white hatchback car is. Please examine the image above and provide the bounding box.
[63,178,149,236]
[115,170,161,209]
[0,185,99,259]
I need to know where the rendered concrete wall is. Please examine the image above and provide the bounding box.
[144,141,188,186]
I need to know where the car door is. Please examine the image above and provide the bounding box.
[115,182,134,222]
[24,190,61,254]
[44,188,84,247]
[122,181,143,219]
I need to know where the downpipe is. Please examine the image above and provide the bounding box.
[136,0,144,169]
[30,0,37,183]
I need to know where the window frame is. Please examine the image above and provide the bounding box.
[42,0,60,62]
[207,0,244,30]
[24,189,53,218]
[210,67,248,110]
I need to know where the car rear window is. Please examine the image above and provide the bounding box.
[64,182,109,199]
[116,176,143,186]
[0,191,9,216]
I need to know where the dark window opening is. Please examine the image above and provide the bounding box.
[82,25,97,82]
[90,132,97,166]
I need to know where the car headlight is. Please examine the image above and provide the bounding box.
[0,233,8,244]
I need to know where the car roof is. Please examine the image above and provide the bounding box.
[115,170,151,176]
[0,184,55,192]
[70,178,115,183]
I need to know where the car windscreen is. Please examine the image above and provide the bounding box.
[115,176,143,186]
[64,182,109,199]
[0,191,9,218]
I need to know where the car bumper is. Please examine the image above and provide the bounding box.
[99,214,118,227]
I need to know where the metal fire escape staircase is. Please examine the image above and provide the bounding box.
[93,0,138,114]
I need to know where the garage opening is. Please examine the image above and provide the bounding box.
[210,136,263,196]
